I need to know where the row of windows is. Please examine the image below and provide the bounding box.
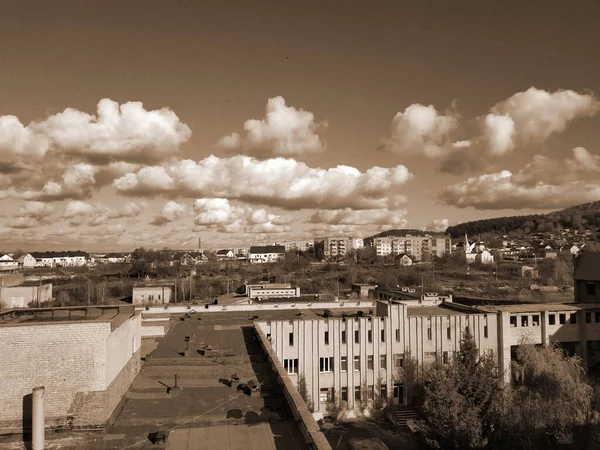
[289,325,487,347]
[509,313,580,327]
[340,385,386,402]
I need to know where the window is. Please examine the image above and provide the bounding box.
[158,295,161,300]
[549,314,556,325]
[587,312,593,324]
[320,357,334,373]
[427,327,432,340]
[289,332,294,346]
[443,351,449,364]
[367,355,374,370]
[341,331,346,344]
[559,313,566,324]
[354,386,361,401]
[380,329,385,342]
[341,387,348,402]
[324,331,330,345]
[341,356,348,371]
[395,329,400,342]
[367,330,372,343]
[354,330,359,344]
[380,385,387,402]
[447,326,451,339]
[354,356,360,371]
[394,353,404,369]
[570,313,577,324]
[587,283,596,296]
[148,294,154,301]
[484,325,488,338]
[596,312,600,323]
[521,316,528,327]
[510,316,517,327]
[380,354,387,369]
[367,385,374,400]
[532,315,540,327]
[283,359,298,374]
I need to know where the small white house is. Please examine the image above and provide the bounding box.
[396,254,413,267]
[475,250,494,265]
[0,255,18,271]
[16,253,36,268]
[248,245,285,264]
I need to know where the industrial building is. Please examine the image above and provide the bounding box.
[0,305,141,432]
[256,253,600,418]
[131,285,173,305]
[0,273,52,309]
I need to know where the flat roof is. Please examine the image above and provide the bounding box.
[406,304,471,317]
[475,303,600,314]
[0,305,136,330]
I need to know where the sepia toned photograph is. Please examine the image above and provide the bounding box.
[1,1,600,449]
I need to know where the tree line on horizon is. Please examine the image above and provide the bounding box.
[446,201,600,238]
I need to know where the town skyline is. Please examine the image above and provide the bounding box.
[1,1,600,251]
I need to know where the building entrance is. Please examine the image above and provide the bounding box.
[393,383,404,405]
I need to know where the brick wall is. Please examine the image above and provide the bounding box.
[0,314,141,431]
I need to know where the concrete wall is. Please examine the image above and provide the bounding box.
[0,284,52,308]
[256,303,494,412]
[132,286,172,305]
[0,314,141,431]
[255,325,333,450]
[248,287,300,299]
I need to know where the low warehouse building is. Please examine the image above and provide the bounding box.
[0,305,141,432]
[132,285,172,305]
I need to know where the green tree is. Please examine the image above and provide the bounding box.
[418,329,499,449]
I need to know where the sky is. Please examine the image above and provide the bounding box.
[1,0,600,252]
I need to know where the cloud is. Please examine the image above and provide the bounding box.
[0,99,190,202]
[62,200,145,226]
[379,103,459,158]
[484,114,515,155]
[217,96,325,157]
[452,140,472,149]
[150,200,187,226]
[484,87,600,154]
[5,201,55,229]
[193,198,290,233]
[308,208,408,227]
[439,149,600,210]
[114,155,412,210]
[427,219,449,232]
[0,98,191,164]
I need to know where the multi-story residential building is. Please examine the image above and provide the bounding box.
[321,237,349,260]
[367,233,451,261]
[283,240,314,252]
[248,245,285,264]
[257,254,600,418]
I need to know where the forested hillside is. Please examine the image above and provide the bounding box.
[446,201,600,237]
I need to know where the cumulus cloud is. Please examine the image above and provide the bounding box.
[5,201,55,229]
[0,98,191,163]
[150,201,187,226]
[484,87,600,154]
[427,219,450,232]
[62,200,145,226]
[0,99,190,202]
[379,103,459,158]
[217,96,325,157]
[308,208,408,227]
[484,114,515,155]
[439,149,600,210]
[193,198,290,233]
[114,155,412,210]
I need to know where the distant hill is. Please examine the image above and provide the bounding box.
[446,201,600,238]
